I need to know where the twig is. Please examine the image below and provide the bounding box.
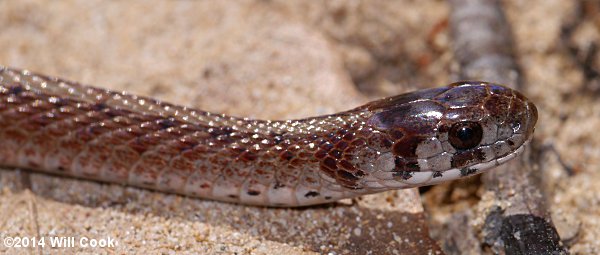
[446,0,567,254]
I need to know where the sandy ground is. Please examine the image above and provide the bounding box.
[0,0,598,254]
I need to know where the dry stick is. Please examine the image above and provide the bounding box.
[448,0,567,254]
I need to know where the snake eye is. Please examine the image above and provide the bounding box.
[448,122,483,150]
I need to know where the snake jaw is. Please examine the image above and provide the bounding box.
[364,138,532,190]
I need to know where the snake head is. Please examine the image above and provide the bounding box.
[359,82,538,189]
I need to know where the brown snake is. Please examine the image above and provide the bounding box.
[0,67,537,207]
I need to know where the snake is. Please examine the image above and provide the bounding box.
[0,66,537,207]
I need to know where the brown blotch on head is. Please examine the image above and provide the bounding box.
[368,132,393,148]
[392,136,425,159]
[389,129,405,140]
[394,157,420,172]
[451,149,486,168]
[484,94,511,123]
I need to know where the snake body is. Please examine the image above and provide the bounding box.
[0,67,537,206]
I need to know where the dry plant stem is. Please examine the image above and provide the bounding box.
[449,0,567,254]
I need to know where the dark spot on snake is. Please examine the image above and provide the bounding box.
[240,151,258,161]
[339,160,355,171]
[304,191,319,198]
[227,194,238,199]
[507,140,515,146]
[393,170,414,180]
[460,168,477,177]
[229,147,246,155]
[103,108,122,118]
[273,135,284,144]
[336,140,349,150]
[57,166,66,172]
[157,117,178,129]
[336,128,348,136]
[433,171,443,178]
[87,124,107,136]
[48,97,69,107]
[338,170,358,181]
[451,149,486,168]
[390,129,405,140]
[209,127,229,137]
[280,151,294,160]
[338,180,361,190]
[323,157,337,170]
[355,170,365,177]
[324,196,332,200]
[200,183,211,189]
[320,164,336,177]
[91,102,108,111]
[247,190,261,196]
[320,142,334,151]
[315,149,327,159]
[383,137,394,147]
[329,149,342,159]
[351,139,366,147]
[31,114,53,125]
[394,157,420,171]
[7,86,23,95]
[343,132,354,141]
[407,162,419,170]
[289,158,302,167]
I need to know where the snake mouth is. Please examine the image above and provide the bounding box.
[366,139,531,189]
[423,139,531,185]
